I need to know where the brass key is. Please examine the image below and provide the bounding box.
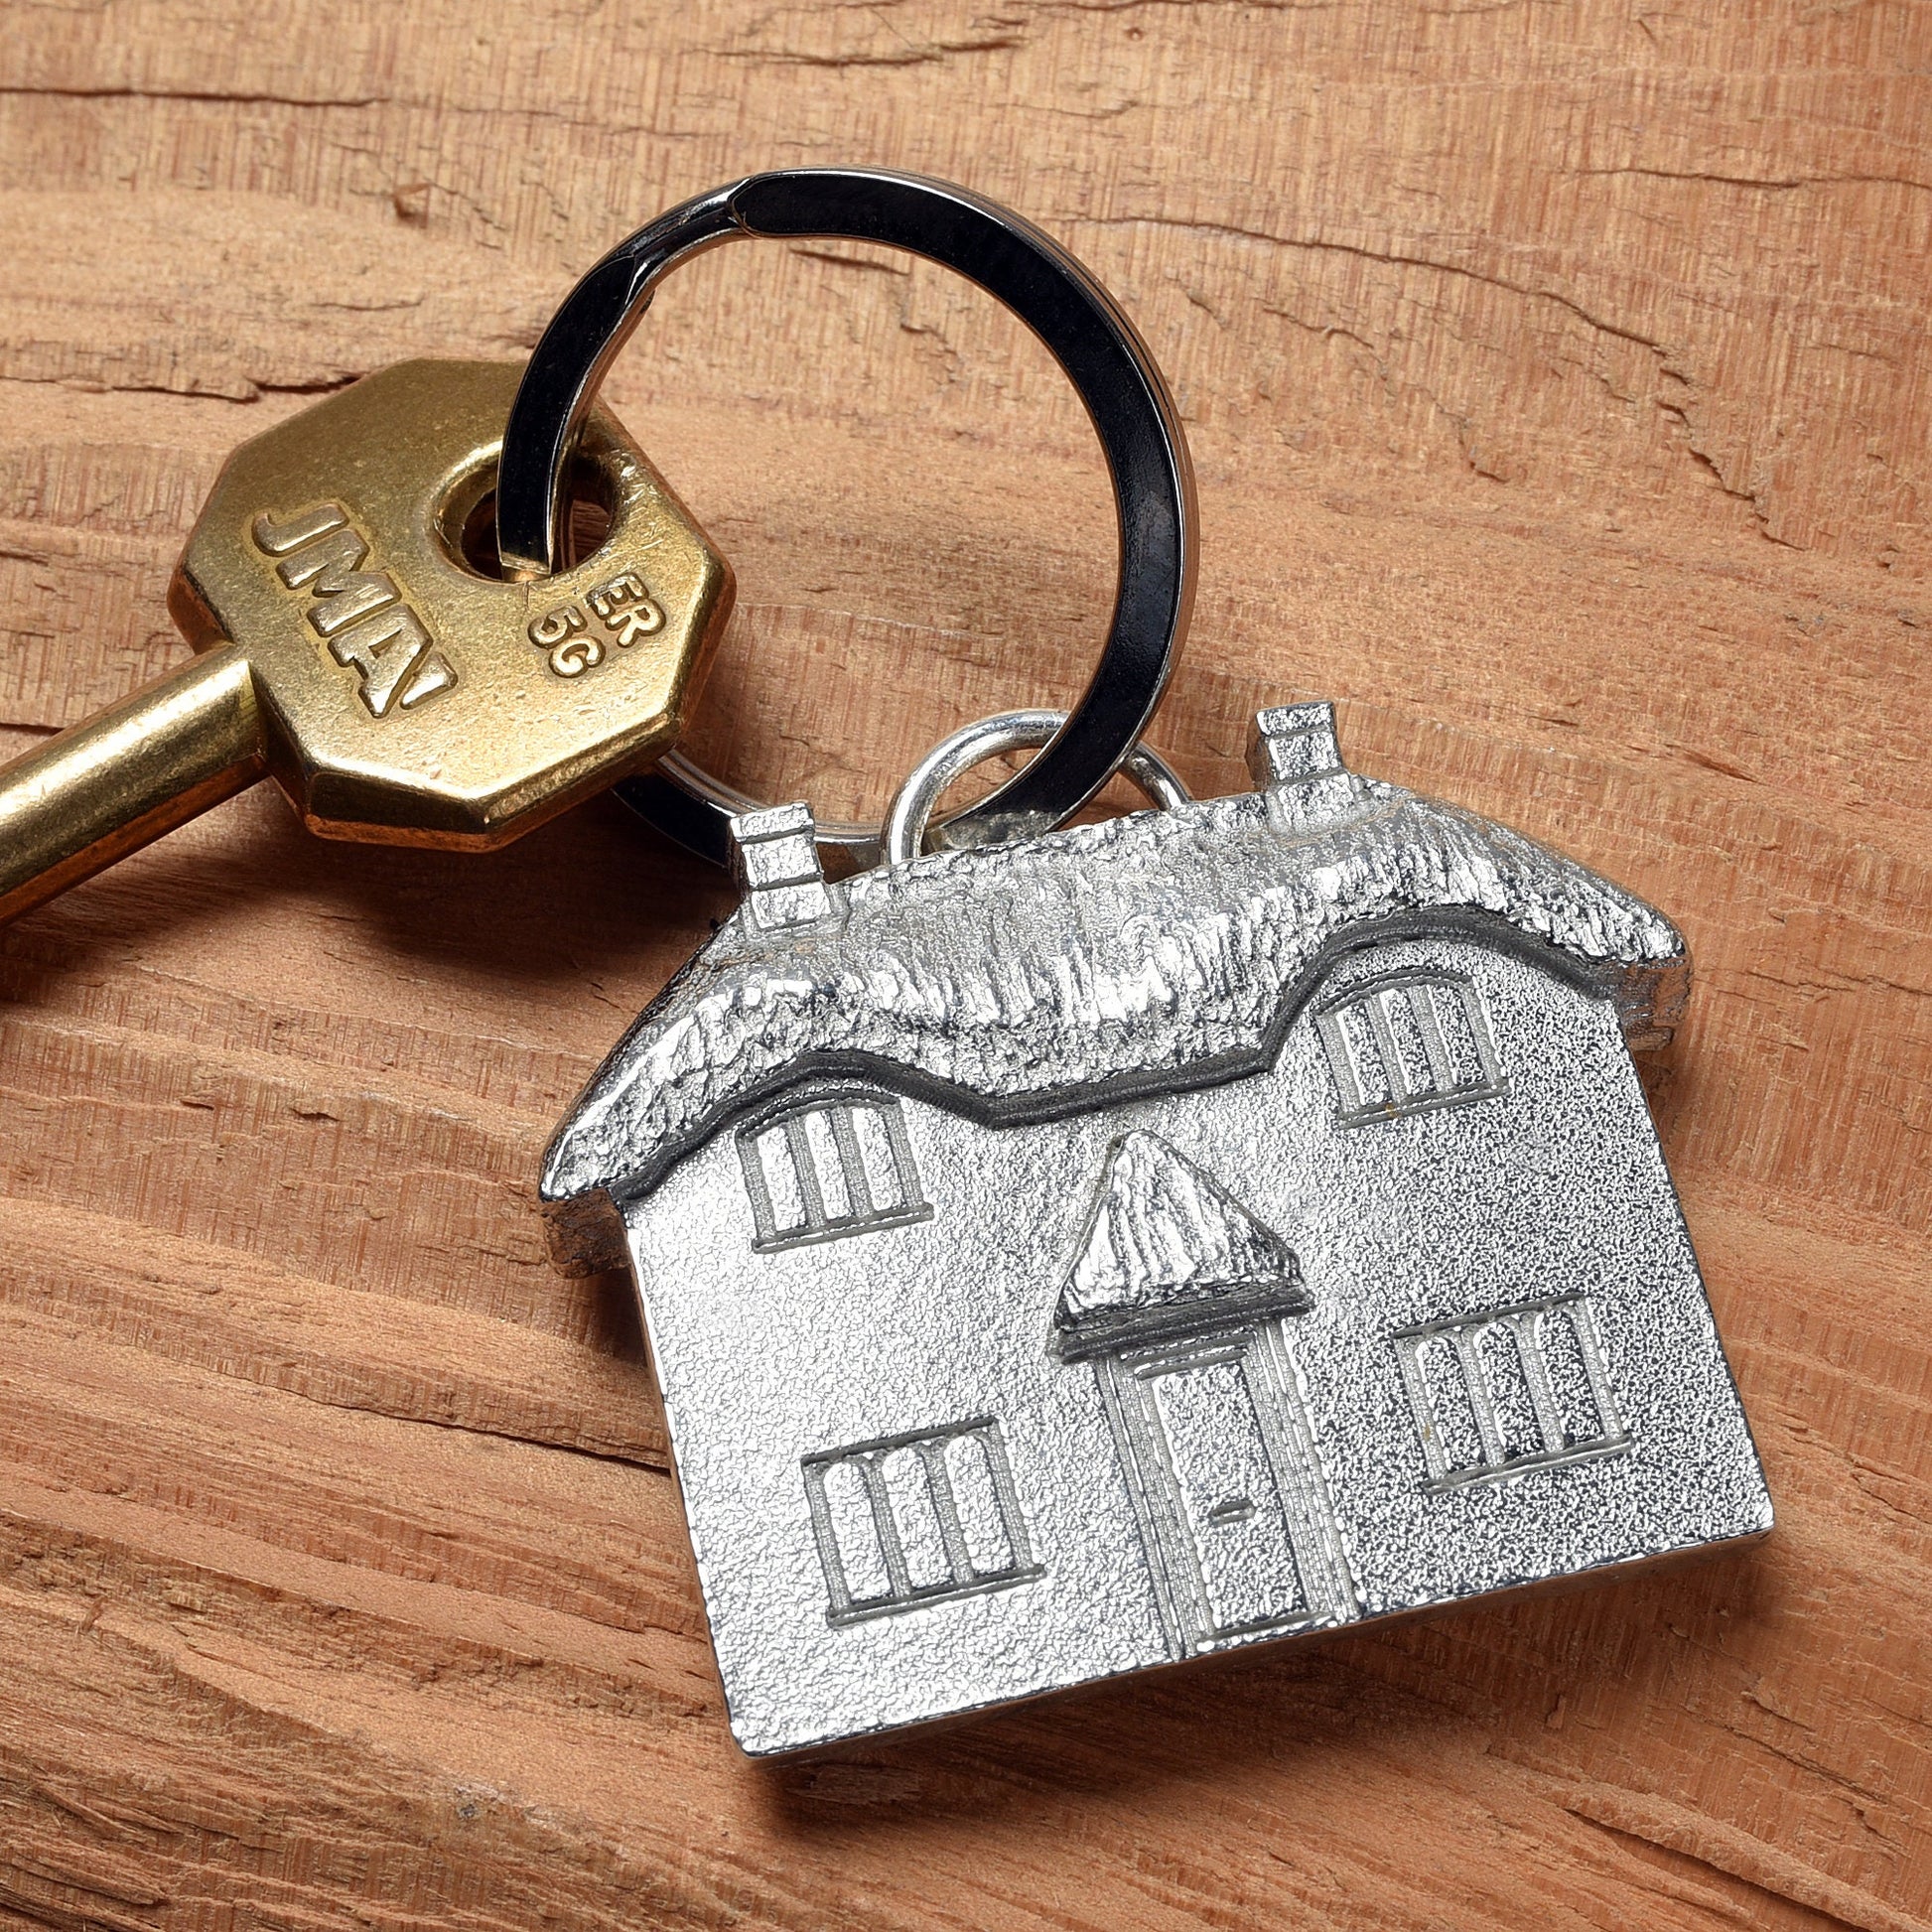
[0,359,733,925]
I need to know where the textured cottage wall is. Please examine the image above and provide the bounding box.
[621,934,1765,1755]
[1,1,1928,1927]
[1266,939,1769,1608]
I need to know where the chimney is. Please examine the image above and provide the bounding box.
[1247,701,1362,823]
[1247,701,1344,785]
[729,802,840,931]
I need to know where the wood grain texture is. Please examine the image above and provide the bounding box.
[0,2,1927,1926]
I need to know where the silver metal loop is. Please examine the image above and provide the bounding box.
[495,168,1195,871]
[883,709,1189,869]
[648,749,883,870]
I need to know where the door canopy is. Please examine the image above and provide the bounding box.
[1053,1133,1311,1362]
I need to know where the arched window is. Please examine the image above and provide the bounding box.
[1312,968,1505,1126]
[1391,1293,1628,1489]
[802,1417,1041,1624]
[736,1093,931,1252]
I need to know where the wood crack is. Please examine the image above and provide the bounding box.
[1095,210,1816,540]
[720,35,1026,67]
[0,82,384,109]
[1574,166,1932,197]
[1580,1794,1925,1932]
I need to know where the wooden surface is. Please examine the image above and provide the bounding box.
[1,4,1928,1928]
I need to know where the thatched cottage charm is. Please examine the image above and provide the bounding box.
[543,702,1771,1756]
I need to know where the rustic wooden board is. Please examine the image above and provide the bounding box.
[1,4,1927,1927]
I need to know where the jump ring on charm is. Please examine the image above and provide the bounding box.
[494,168,1196,873]
[882,708,1189,870]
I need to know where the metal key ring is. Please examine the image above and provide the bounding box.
[883,708,1190,869]
[494,168,1196,872]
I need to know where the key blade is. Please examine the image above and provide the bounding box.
[0,643,267,926]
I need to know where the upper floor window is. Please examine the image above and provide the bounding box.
[1392,1292,1628,1490]
[802,1416,1041,1625]
[1313,969,1505,1126]
[737,1093,931,1252]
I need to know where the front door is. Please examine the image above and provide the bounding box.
[1100,1323,1353,1655]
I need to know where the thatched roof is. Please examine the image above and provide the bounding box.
[542,765,1685,1269]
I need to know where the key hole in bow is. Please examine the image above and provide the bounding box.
[442,454,615,581]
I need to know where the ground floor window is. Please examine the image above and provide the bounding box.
[802,1417,1041,1624]
[1392,1292,1628,1489]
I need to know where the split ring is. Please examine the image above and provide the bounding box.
[495,168,1195,872]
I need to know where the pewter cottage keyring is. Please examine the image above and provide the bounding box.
[494,168,1196,871]
[533,180,1771,1764]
